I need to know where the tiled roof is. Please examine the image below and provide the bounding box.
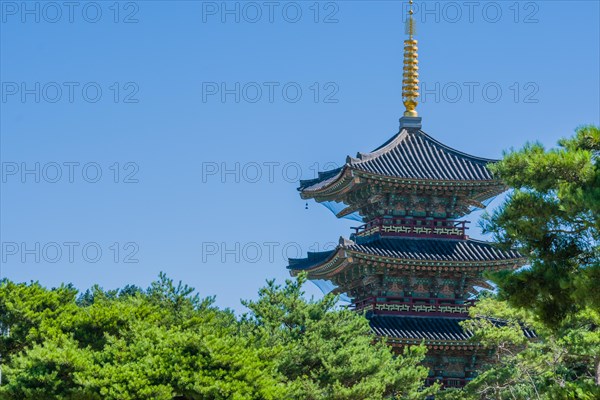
[288,250,335,270]
[370,315,472,341]
[298,167,344,192]
[348,237,522,262]
[369,315,537,341]
[299,129,498,192]
[350,130,495,181]
[287,237,522,271]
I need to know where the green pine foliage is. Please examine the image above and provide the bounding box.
[482,125,600,328]
[440,125,600,399]
[0,273,433,400]
[438,297,600,400]
[241,274,436,399]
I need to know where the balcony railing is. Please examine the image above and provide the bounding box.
[354,296,476,316]
[426,377,471,388]
[352,217,469,240]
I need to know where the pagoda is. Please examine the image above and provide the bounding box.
[287,1,528,389]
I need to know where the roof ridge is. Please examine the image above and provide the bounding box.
[462,238,497,245]
[417,130,500,164]
[349,130,500,167]
[298,166,344,189]
[348,129,410,164]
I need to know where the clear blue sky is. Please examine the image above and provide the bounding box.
[1,0,599,312]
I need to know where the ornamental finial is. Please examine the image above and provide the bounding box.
[402,0,419,117]
[406,0,416,37]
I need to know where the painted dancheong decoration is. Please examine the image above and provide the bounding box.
[287,0,530,389]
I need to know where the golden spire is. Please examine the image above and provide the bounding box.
[402,0,419,117]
